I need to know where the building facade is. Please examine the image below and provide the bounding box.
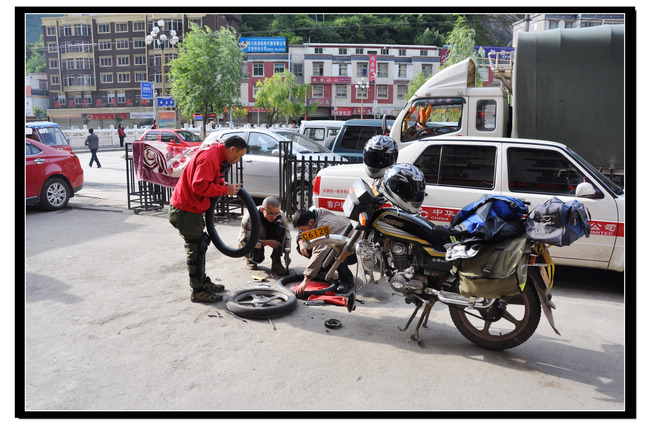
[512,13,625,39]
[25,73,50,121]
[40,13,240,128]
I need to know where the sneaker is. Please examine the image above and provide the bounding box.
[244,257,258,270]
[191,288,223,303]
[203,277,225,294]
[271,259,288,275]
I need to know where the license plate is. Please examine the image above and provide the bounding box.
[300,225,331,243]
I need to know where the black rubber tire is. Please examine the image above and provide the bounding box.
[291,181,311,212]
[448,268,543,351]
[276,273,337,299]
[205,188,260,258]
[40,177,70,211]
[226,287,297,319]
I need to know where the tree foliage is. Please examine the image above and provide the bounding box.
[26,35,46,74]
[254,71,317,126]
[405,71,428,101]
[443,15,484,86]
[169,24,244,137]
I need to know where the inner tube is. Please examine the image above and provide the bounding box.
[205,188,260,258]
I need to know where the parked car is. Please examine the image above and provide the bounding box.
[25,138,84,211]
[326,119,394,160]
[136,129,202,147]
[202,128,346,200]
[25,121,72,152]
[313,135,624,272]
[299,120,345,149]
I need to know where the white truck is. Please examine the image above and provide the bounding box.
[390,25,625,181]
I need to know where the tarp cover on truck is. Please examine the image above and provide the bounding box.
[512,25,624,170]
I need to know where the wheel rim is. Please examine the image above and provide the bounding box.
[47,182,67,207]
[232,290,291,309]
[453,292,532,342]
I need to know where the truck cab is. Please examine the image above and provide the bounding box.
[391,59,510,148]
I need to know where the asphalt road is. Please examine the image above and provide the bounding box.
[20,149,632,417]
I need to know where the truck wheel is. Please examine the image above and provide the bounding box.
[205,188,260,258]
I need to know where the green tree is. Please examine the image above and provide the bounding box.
[254,71,317,126]
[26,35,46,74]
[33,106,47,119]
[169,24,244,138]
[442,15,484,86]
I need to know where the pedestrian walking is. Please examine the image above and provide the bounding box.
[85,128,101,168]
[117,125,126,148]
[168,135,248,303]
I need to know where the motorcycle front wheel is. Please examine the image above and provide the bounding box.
[448,268,543,350]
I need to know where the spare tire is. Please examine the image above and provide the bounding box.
[277,273,337,299]
[205,188,260,258]
[226,287,297,319]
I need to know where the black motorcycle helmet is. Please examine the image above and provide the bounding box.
[380,163,426,214]
[363,135,398,179]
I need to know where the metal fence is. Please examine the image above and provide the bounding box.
[124,142,246,217]
[278,140,359,216]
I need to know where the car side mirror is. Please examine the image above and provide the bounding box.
[272,149,281,157]
[170,139,176,144]
[576,182,603,199]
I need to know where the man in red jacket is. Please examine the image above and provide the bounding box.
[169,135,248,303]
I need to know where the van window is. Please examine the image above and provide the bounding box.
[476,100,497,131]
[508,148,586,196]
[414,144,496,189]
[36,127,69,147]
[305,128,325,141]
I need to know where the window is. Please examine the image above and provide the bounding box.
[422,64,433,77]
[66,75,76,86]
[134,21,145,31]
[116,40,129,50]
[135,72,146,82]
[476,100,497,131]
[314,47,323,54]
[398,64,408,78]
[51,76,60,85]
[134,39,145,49]
[46,27,56,36]
[397,84,407,99]
[339,126,385,152]
[399,49,407,56]
[248,132,279,156]
[292,63,303,77]
[98,24,110,33]
[134,55,146,65]
[60,25,72,37]
[49,59,59,69]
[99,57,111,67]
[355,48,364,54]
[189,19,201,27]
[274,63,285,74]
[357,62,368,77]
[338,64,348,76]
[74,24,91,36]
[107,94,115,104]
[57,94,66,105]
[508,148,586,195]
[117,73,131,83]
[143,131,160,141]
[117,56,130,66]
[115,23,128,32]
[548,20,559,29]
[84,95,92,106]
[420,50,428,56]
[339,48,347,55]
[101,73,113,83]
[98,40,112,51]
[313,62,324,76]
[48,43,57,53]
[355,86,368,99]
[377,63,388,78]
[381,48,389,55]
[377,85,389,99]
[117,93,126,104]
[312,84,324,98]
[400,97,464,142]
[161,132,178,142]
[336,85,347,98]
[62,58,74,70]
[253,62,264,76]
[414,145,496,189]
[76,58,93,69]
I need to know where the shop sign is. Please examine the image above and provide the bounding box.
[84,113,128,120]
[311,76,352,84]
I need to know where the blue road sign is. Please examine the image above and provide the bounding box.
[158,97,175,107]
[141,82,153,99]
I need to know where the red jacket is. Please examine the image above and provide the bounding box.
[170,144,229,214]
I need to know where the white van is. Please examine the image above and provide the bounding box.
[299,120,345,150]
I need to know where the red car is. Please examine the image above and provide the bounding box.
[136,129,202,147]
[25,138,84,211]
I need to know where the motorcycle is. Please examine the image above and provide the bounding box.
[295,174,560,350]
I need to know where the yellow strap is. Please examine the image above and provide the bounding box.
[534,242,555,290]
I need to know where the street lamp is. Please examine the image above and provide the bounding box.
[145,19,179,102]
[355,79,370,119]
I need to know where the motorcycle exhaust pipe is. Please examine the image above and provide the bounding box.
[427,288,497,309]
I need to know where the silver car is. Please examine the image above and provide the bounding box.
[203,128,346,200]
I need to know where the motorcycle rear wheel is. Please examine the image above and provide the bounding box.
[448,269,543,350]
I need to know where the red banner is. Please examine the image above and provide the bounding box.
[84,113,129,120]
[311,76,352,84]
[369,54,377,83]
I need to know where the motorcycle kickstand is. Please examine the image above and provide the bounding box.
[398,301,422,333]
[411,299,436,346]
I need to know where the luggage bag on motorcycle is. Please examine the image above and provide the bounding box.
[452,235,529,298]
[525,197,591,247]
